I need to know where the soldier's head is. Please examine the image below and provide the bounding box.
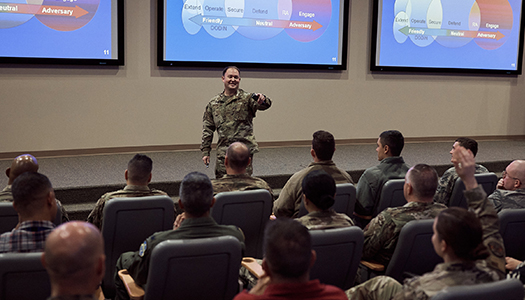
[6,154,39,185]
[432,207,489,262]
[501,160,525,190]
[262,218,315,282]
[125,154,153,186]
[179,172,214,217]
[222,66,241,95]
[311,130,335,161]
[451,137,478,158]
[302,170,336,211]
[404,164,438,202]
[224,142,251,174]
[42,221,105,296]
[12,172,57,222]
[377,130,404,160]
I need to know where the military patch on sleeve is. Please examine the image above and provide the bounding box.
[139,241,147,257]
[488,241,505,258]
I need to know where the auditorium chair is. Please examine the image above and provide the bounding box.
[449,173,498,209]
[211,189,272,258]
[0,252,50,300]
[118,236,242,300]
[309,226,364,290]
[499,208,525,261]
[297,183,357,218]
[432,278,523,300]
[374,179,407,216]
[101,195,175,299]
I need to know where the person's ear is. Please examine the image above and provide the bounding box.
[124,169,129,180]
[310,148,316,159]
[40,253,47,269]
[178,199,184,210]
[147,173,152,183]
[383,144,390,155]
[210,197,216,208]
[96,254,106,279]
[224,156,229,167]
[309,250,317,268]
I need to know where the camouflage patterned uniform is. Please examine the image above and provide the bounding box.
[488,188,525,213]
[211,174,273,197]
[0,185,70,223]
[201,89,271,179]
[86,185,168,230]
[346,186,506,300]
[273,161,354,218]
[362,201,446,265]
[296,209,354,230]
[433,164,488,206]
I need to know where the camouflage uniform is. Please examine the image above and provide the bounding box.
[86,185,168,230]
[201,89,271,179]
[346,186,506,300]
[433,164,488,206]
[212,174,273,197]
[355,157,410,218]
[488,188,525,213]
[362,201,447,265]
[296,209,354,230]
[273,161,354,218]
[0,185,70,223]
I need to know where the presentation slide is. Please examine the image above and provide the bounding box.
[373,0,524,73]
[0,0,119,62]
[161,0,347,68]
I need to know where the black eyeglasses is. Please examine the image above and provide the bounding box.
[503,170,520,181]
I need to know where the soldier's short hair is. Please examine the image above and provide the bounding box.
[436,207,489,261]
[179,172,213,217]
[407,164,438,200]
[226,142,250,171]
[455,137,479,157]
[12,172,52,215]
[127,154,153,184]
[302,170,336,210]
[312,130,335,161]
[263,218,312,279]
[222,66,240,76]
[379,130,404,157]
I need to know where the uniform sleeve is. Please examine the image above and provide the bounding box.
[127,235,156,286]
[487,190,503,213]
[355,172,377,216]
[433,168,455,205]
[464,186,506,279]
[273,173,302,218]
[86,195,108,230]
[200,103,216,157]
[256,95,272,111]
[362,213,389,261]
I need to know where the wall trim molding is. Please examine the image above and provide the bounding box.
[1,135,524,160]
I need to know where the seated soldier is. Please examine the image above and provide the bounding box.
[0,172,57,253]
[234,218,347,300]
[296,170,354,230]
[488,160,525,212]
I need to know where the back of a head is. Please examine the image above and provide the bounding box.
[264,218,312,279]
[407,164,438,200]
[302,170,336,210]
[226,142,250,171]
[436,207,488,261]
[10,154,39,180]
[379,130,404,156]
[127,154,153,184]
[12,172,52,217]
[312,130,335,161]
[455,137,479,157]
[179,172,213,217]
[44,221,105,283]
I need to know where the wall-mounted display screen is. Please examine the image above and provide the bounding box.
[371,0,525,74]
[158,0,349,70]
[0,0,124,66]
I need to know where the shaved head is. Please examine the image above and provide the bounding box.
[226,142,250,171]
[7,154,39,184]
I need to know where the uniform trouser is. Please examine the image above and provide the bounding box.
[114,252,135,300]
[215,151,254,179]
[345,275,403,300]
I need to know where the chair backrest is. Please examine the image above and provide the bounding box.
[0,252,51,300]
[309,226,364,290]
[211,189,272,258]
[385,219,442,283]
[0,202,18,234]
[375,179,406,216]
[298,183,357,218]
[144,236,242,300]
[432,278,524,300]
[499,208,525,261]
[449,173,498,209]
[101,195,175,299]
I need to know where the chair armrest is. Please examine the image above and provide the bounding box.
[360,260,385,272]
[242,257,264,279]
[118,269,145,300]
